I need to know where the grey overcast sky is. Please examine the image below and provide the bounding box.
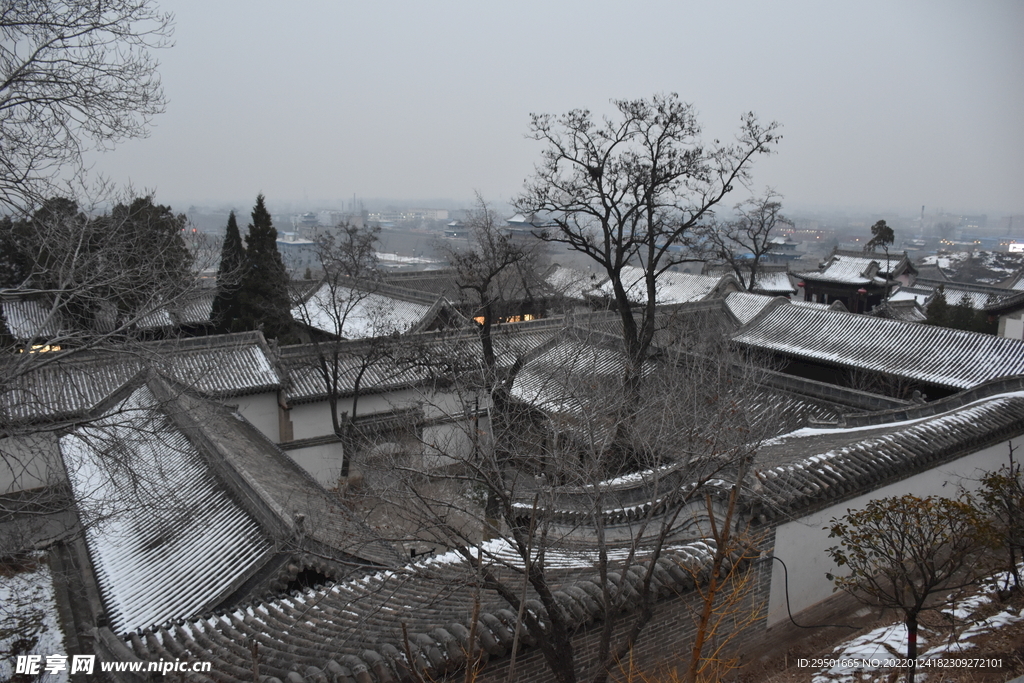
[84,0,1024,216]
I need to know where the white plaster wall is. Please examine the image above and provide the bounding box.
[767,439,1014,626]
[0,432,63,493]
[235,392,281,443]
[288,387,481,442]
[289,401,336,441]
[290,389,429,442]
[999,310,1024,340]
[421,416,490,470]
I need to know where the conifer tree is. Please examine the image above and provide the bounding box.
[925,288,949,327]
[210,211,246,332]
[237,194,294,341]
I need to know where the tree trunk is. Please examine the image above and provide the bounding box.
[905,615,918,683]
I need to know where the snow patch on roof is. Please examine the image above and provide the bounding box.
[61,384,272,634]
[602,266,728,305]
[293,283,435,338]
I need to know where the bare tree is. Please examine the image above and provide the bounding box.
[368,313,773,683]
[290,222,392,479]
[515,94,780,381]
[826,494,996,683]
[707,189,792,292]
[976,443,1024,591]
[436,193,540,383]
[0,0,174,209]
[0,194,210,498]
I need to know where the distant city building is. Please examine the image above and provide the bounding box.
[367,209,449,223]
[276,232,317,274]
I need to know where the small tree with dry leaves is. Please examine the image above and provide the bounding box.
[976,442,1024,591]
[826,494,996,683]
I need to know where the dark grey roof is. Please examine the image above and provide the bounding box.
[985,289,1024,315]
[2,332,284,425]
[115,537,744,683]
[866,299,928,323]
[1,296,68,341]
[278,321,562,404]
[732,300,1024,390]
[914,278,1009,309]
[748,381,1024,519]
[703,265,795,294]
[61,381,275,635]
[62,374,402,634]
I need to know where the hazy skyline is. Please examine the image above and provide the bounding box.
[82,0,1024,216]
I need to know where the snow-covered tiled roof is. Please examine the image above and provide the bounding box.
[889,286,933,306]
[867,300,928,323]
[791,299,846,313]
[1,298,67,341]
[280,322,561,403]
[796,254,882,285]
[3,332,283,424]
[732,302,1024,390]
[602,266,735,305]
[752,269,796,293]
[797,249,916,287]
[121,535,738,683]
[280,344,430,403]
[704,266,794,294]
[61,383,273,635]
[292,282,437,338]
[511,338,630,420]
[1,289,216,342]
[933,286,1003,310]
[545,265,606,301]
[725,293,844,326]
[751,385,1024,517]
[725,292,779,325]
[985,290,1024,315]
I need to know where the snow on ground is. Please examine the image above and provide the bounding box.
[809,566,1024,683]
[812,623,914,683]
[0,557,68,683]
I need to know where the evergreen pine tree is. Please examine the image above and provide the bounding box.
[948,296,975,331]
[925,288,949,327]
[236,194,294,341]
[210,211,246,332]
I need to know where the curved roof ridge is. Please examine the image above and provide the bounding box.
[116,536,750,683]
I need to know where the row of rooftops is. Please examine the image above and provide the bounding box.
[9,281,1024,430]
[3,248,1018,352]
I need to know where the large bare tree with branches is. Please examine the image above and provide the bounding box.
[515,94,780,380]
[707,189,792,292]
[435,193,541,382]
[0,0,174,209]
